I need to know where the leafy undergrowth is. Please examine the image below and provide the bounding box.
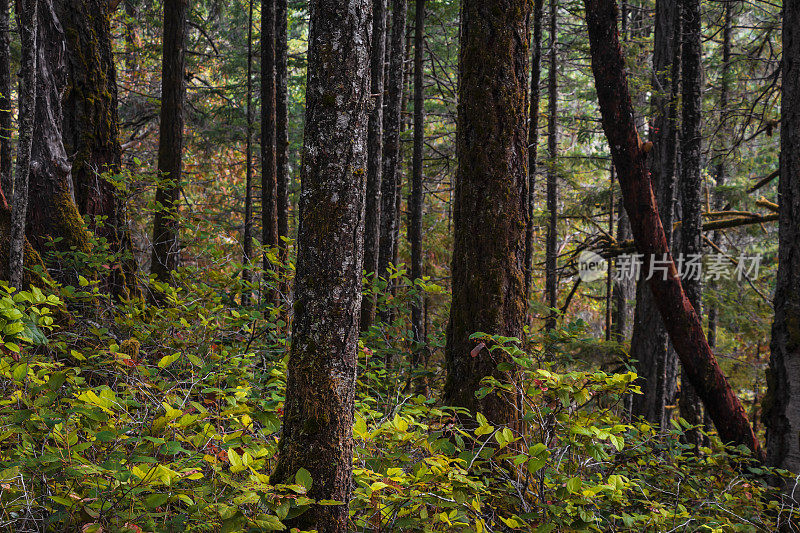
[0,270,796,532]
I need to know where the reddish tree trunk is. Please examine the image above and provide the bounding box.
[583,0,762,458]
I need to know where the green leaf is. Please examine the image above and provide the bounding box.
[566,477,582,493]
[144,493,170,509]
[295,467,312,490]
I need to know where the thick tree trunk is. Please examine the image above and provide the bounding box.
[583,0,762,458]
[443,0,531,424]
[268,1,370,531]
[410,0,425,345]
[360,0,387,330]
[150,0,187,282]
[24,0,98,290]
[544,0,558,331]
[525,0,544,303]
[377,0,407,323]
[0,0,11,198]
[678,0,705,441]
[242,0,254,302]
[764,0,800,488]
[276,0,289,245]
[261,0,279,267]
[629,0,680,425]
[58,0,139,299]
[9,0,36,290]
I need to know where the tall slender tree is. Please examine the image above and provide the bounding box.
[544,0,559,330]
[276,0,289,246]
[261,0,279,272]
[764,0,800,491]
[242,0,255,302]
[0,0,11,198]
[151,0,187,282]
[9,0,36,290]
[269,0,371,531]
[361,0,388,330]
[377,0,408,305]
[525,0,544,303]
[410,0,425,345]
[444,0,531,424]
[678,0,705,440]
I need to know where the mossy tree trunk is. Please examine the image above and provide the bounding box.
[584,0,762,458]
[764,0,800,491]
[629,0,680,426]
[25,0,97,289]
[360,0,387,331]
[150,0,186,282]
[443,0,531,424]
[268,0,370,530]
[57,0,139,299]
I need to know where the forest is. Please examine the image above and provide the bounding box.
[0,0,797,531]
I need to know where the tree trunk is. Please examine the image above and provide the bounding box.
[377,0,407,318]
[443,0,531,424]
[707,0,733,350]
[360,0,387,330]
[678,0,705,442]
[9,0,36,290]
[764,0,800,489]
[0,0,11,198]
[268,1,370,531]
[629,0,680,426]
[276,0,289,246]
[150,0,187,282]
[583,0,762,458]
[544,0,558,331]
[410,0,424,345]
[525,0,544,303]
[242,0,255,302]
[58,0,139,299]
[261,0,279,270]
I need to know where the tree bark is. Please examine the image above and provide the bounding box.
[764,0,800,488]
[525,0,544,305]
[261,0,279,268]
[150,0,187,282]
[377,0,407,323]
[58,0,139,299]
[242,0,255,302]
[268,1,370,531]
[360,0,387,331]
[629,0,680,426]
[276,0,289,245]
[678,0,705,442]
[583,0,762,458]
[0,0,11,198]
[410,0,425,345]
[443,0,531,424]
[9,0,36,290]
[544,0,558,331]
